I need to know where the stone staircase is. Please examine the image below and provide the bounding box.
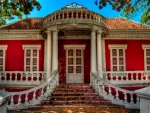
[40,84,112,106]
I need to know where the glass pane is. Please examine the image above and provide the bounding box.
[146,49,150,56]
[33,66,37,71]
[147,66,150,71]
[147,58,150,64]
[68,66,73,73]
[113,66,117,71]
[68,58,73,65]
[76,58,81,65]
[33,58,37,65]
[68,49,73,56]
[76,66,81,73]
[119,66,124,71]
[0,66,3,71]
[0,50,3,57]
[113,58,117,65]
[26,66,30,71]
[76,49,81,56]
[26,58,30,65]
[33,50,37,57]
[112,49,117,56]
[0,58,3,65]
[119,49,123,56]
[119,58,124,65]
[26,50,31,57]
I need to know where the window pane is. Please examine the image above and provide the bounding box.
[119,58,124,65]
[147,66,150,71]
[0,58,3,65]
[33,50,37,57]
[0,50,3,57]
[76,49,81,56]
[113,66,117,71]
[26,66,30,71]
[26,58,30,65]
[146,49,150,56]
[112,49,117,56]
[76,66,81,73]
[68,49,73,56]
[113,58,117,65]
[119,66,124,71]
[76,58,81,65]
[68,66,73,73]
[33,58,37,65]
[0,66,3,71]
[68,58,73,65]
[33,66,37,71]
[119,49,123,56]
[26,50,31,57]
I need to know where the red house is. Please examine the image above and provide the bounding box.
[0,3,150,110]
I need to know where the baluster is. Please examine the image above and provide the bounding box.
[98,15,101,22]
[85,11,87,19]
[76,10,78,18]
[121,75,124,81]
[136,73,138,80]
[109,73,112,81]
[115,89,119,100]
[10,95,14,105]
[18,94,21,105]
[102,84,105,93]
[10,73,12,81]
[71,10,73,19]
[62,11,64,19]
[32,91,36,101]
[67,11,69,19]
[21,72,23,81]
[108,86,112,96]
[45,85,50,97]
[55,13,57,20]
[131,73,133,80]
[80,10,83,19]
[116,75,118,81]
[58,12,60,20]
[15,73,17,81]
[136,95,140,104]
[25,93,29,105]
[40,88,44,98]
[124,92,127,103]
[127,73,129,80]
[130,93,134,104]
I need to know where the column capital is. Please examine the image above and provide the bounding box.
[97,29,103,34]
[45,30,51,34]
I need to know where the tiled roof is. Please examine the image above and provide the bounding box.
[0,18,149,30]
[0,18,43,30]
[106,18,150,30]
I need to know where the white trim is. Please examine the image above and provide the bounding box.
[64,45,85,49]
[22,45,41,71]
[0,45,8,71]
[109,44,127,71]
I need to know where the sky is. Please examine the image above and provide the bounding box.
[7,0,140,24]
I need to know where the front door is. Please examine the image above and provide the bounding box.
[64,45,85,83]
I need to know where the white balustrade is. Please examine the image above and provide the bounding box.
[7,70,58,110]
[102,71,150,85]
[0,71,46,86]
[91,72,140,109]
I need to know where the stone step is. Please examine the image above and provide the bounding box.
[54,88,95,92]
[52,92,99,96]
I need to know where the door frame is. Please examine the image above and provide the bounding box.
[64,45,85,83]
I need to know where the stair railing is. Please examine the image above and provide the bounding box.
[91,72,140,109]
[7,70,58,110]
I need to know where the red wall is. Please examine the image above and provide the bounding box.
[105,40,150,71]
[0,40,44,71]
[58,40,90,84]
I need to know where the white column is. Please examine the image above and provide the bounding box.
[45,31,52,79]
[97,30,103,78]
[91,29,97,73]
[52,30,58,72]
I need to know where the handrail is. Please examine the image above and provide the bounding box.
[91,72,140,109]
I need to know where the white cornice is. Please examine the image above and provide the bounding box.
[106,30,150,39]
[59,35,90,40]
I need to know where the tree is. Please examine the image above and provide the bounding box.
[95,0,150,25]
[0,0,41,26]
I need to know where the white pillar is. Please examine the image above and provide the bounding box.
[91,29,97,73]
[97,30,103,78]
[46,31,52,79]
[52,30,58,72]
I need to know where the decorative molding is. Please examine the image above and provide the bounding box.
[106,30,150,39]
[108,44,127,49]
[59,36,90,40]
[64,45,85,50]
[65,2,84,9]
[22,44,41,50]
[142,45,150,49]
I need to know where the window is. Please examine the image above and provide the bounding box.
[109,44,127,71]
[22,45,41,71]
[142,45,150,71]
[0,45,7,71]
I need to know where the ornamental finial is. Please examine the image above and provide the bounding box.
[65,2,85,9]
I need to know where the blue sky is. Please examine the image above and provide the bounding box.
[8,0,140,23]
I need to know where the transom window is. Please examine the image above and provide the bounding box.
[0,45,7,71]
[142,45,150,71]
[109,44,127,71]
[22,45,41,71]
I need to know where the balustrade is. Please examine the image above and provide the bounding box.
[91,72,140,109]
[102,71,150,85]
[0,71,46,86]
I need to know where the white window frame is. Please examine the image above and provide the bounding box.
[142,45,150,71]
[0,45,8,71]
[22,45,41,71]
[109,44,127,71]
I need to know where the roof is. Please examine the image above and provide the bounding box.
[0,18,150,30]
